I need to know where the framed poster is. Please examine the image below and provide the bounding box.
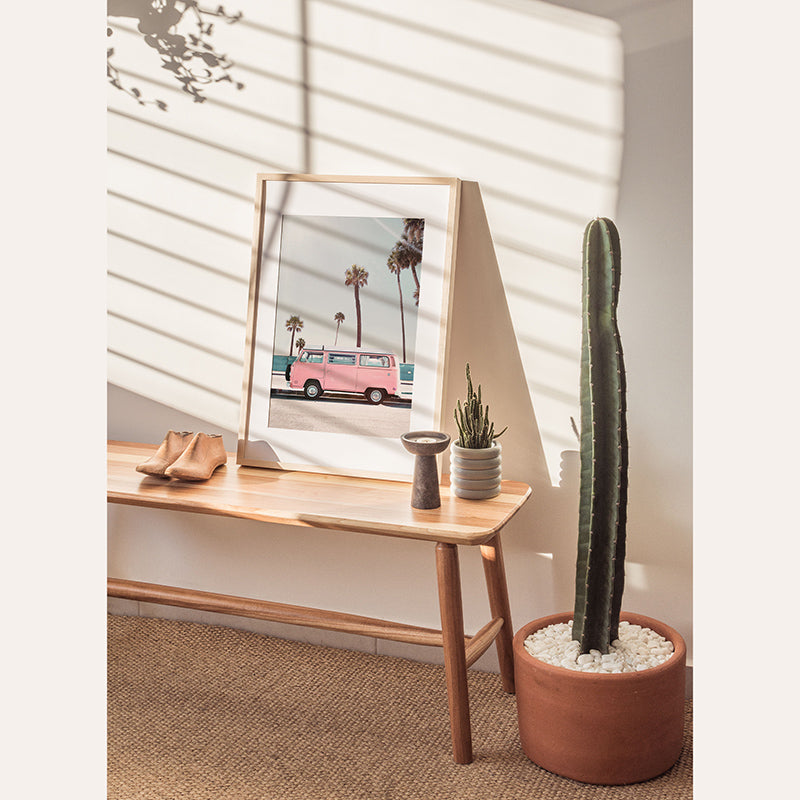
[238,174,461,479]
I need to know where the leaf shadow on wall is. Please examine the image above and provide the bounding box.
[107,0,625,486]
[107,0,246,110]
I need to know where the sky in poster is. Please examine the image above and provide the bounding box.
[273,215,422,362]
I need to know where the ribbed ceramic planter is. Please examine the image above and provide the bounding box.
[449,441,502,499]
[513,611,686,785]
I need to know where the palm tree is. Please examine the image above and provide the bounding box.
[285,315,303,356]
[402,218,424,305]
[344,265,368,347]
[387,245,408,363]
[333,312,345,345]
[295,337,305,353]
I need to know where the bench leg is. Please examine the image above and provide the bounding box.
[480,534,515,693]
[435,542,473,764]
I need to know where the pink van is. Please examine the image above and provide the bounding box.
[289,348,400,404]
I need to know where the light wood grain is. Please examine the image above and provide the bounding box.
[108,441,530,546]
[436,542,473,764]
[108,579,450,647]
[480,535,516,693]
[237,173,269,462]
[464,616,504,669]
[255,174,460,186]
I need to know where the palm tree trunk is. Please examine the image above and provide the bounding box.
[335,322,340,345]
[289,330,295,356]
[354,286,362,347]
[396,271,406,363]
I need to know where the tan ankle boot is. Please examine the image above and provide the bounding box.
[165,433,227,481]
[136,431,195,477]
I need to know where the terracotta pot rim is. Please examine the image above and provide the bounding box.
[513,611,686,681]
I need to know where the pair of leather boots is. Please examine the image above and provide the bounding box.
[136,430,227,481]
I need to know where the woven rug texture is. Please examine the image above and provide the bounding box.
[108,614,692,800]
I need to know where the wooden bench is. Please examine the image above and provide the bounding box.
[107,440,531,763]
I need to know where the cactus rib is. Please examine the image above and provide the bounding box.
[572,218,629,655]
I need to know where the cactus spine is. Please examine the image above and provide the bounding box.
[572,218,629,655]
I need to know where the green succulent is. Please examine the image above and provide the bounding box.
[453,363,507,449]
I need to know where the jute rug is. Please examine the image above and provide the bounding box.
[108,614,692,800]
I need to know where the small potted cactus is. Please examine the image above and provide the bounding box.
[450,364,507,499]
[511,218,686,785]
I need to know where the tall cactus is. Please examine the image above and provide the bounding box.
[572,218,629,655]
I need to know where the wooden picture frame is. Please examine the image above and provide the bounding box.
[238,174,461,479]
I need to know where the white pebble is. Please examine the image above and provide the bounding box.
[524,620,675,673]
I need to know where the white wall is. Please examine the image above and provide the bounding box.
[107,0,692,666]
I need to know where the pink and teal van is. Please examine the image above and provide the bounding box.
[288,348,400,404]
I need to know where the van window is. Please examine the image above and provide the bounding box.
[299,351,323,363]
[328,353,356,365]
[360,355,390,368]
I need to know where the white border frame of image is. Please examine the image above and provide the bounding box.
[238,175,461,480]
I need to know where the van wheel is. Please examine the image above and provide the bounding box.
[365,388,385,405]
[285,365,291,381]
[304,380,322,399]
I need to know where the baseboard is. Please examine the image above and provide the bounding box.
[107,598,693,698]
[107,598,502,672]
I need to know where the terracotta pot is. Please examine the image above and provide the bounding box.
[513,611,686,785]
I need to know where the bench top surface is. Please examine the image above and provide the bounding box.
[108,441,531,546]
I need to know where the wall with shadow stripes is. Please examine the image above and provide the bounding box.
[107,0,692,664]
